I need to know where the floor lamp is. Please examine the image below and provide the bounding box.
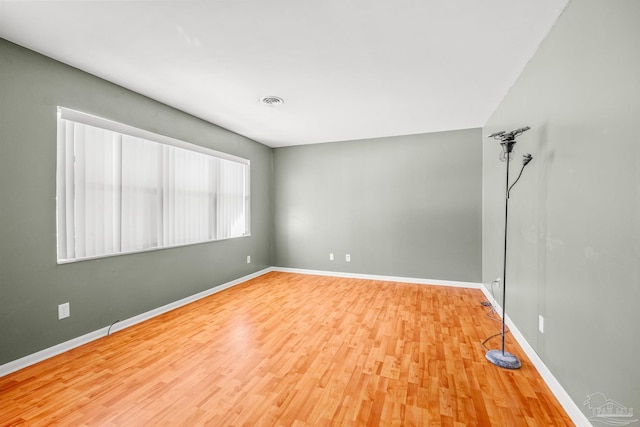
[485,126,532,370]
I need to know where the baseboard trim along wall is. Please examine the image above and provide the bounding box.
[271,267,482,289]
[0,267,589,426]
[479,285,591,427]
[0,267,273,378]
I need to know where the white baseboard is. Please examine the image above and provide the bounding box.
[0,266,591,426]
[479,285,591,427]
[0,267,482,378]
[0,267,273,378]
[272,267,482,289]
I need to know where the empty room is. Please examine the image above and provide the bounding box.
[1,0,638,425]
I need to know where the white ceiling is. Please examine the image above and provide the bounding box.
[0,0,568,147]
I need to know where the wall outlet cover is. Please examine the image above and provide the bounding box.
[58,302,70,320]
[538,315,544,333]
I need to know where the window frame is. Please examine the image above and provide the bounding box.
[56,107,251,264]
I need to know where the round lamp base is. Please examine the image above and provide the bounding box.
[486,350,522,369]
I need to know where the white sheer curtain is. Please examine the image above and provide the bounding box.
[217,159,249,240]
[162,145,214,246]
[57,120,122,260]
[56,107,250,263]
[121,135,161,252]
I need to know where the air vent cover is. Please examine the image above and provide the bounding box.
[261,96,284,106]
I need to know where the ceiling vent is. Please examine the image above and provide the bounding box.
[260,96,284,106]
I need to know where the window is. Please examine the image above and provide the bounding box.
[56,107,250,263]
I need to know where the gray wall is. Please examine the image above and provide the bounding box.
[274,129,482,282]
[483,0,640,418]
[0,39,273,364]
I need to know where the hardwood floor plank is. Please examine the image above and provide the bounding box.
[0,272,574,426]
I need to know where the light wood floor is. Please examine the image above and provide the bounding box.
[0,272,573,426]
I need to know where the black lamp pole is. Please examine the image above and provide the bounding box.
[501,141,512,353]
[485,127,531,370]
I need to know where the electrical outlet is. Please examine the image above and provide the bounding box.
[329,253,334,261]
[538,315,544,333]
[58,302,70,320]
[246,255,251,264]
[346,254,351,262]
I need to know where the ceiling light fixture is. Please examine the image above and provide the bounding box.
[260,96,284,107]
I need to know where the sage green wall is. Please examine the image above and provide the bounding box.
[0,39,273,364]
[273,129,482,282]
[483,0,640,418]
